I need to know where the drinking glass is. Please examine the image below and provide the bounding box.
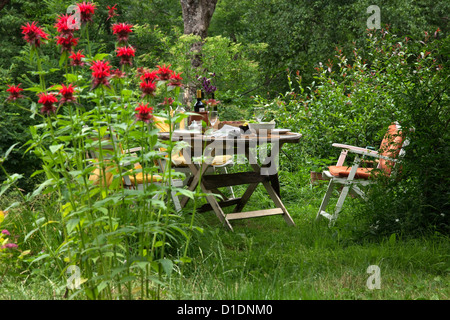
[209,110,218,128]
[254,107,264,123]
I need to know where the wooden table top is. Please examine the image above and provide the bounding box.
[158,131,302,144]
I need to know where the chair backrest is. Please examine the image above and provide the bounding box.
[153,115,171,133]
[376,122,406,175]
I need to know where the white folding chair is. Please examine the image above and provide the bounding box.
[316,122,408,226]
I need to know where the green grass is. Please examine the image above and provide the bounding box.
[0,165,448,300]
[163,166,450,300]
[168,215,449,300]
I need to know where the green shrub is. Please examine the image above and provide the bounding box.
[258,28,449,237]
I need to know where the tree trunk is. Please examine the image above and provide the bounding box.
[0,0,10,11]
[180,0,218,108]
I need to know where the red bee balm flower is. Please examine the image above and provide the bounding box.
[107,4,119,20]
[59,84,76,104]
[21,22,49,47]
[69,50,85,66]
[90,60,111,90]
[169,72,183,87]
[77,1,96,24]
[159,97,174,106]
[139,81,157,98]
[6,84,24,101]
[156,64,173,81]
[54,14,77,35]
[135,103,153,123]
[116,46,135,66]
[38,92,58,115]
[56,34,79,53]
[111,68,126,79]
[112,23,133,43]
[140,70,158,83]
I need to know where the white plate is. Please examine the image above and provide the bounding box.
[173,130,201,136]
[272,129,291,134]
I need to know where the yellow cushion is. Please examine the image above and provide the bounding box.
[89,162,162,188]
[153,115,171,133]
[89,163,120,187]
[171,154,187,167]
[211,155,233,166]
[170,154,232,167]
[127,164,162,184]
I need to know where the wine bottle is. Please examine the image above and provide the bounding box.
[194,89,205,112]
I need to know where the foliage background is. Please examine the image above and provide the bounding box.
[1,0,449,232]
[0,0,448,300]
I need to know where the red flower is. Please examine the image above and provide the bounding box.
[139,81,157,98]
[205,98,220,107]
[106,4,119,20]
[90,60,111,90]
[169,72,183,87]
[112,23,133,43]
[38,92,58,115]
[140,70,158,83]
[116,46,135,66]
[56,34,79,53]
[159,97,174,106]
[111,68,126,79]
[54,14,77,35]
[21,22,49,47]
[156,64,173,81]
[135,103,153,123]
[6,84,24,101]
[69,50,85,66]
[58,84,76,105]
[77,1,96,24]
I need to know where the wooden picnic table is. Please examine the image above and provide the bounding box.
[158,130,302,231]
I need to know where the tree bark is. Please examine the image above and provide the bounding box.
[180,0,217,39]
[180,0,218,108]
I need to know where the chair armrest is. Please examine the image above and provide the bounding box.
[332,143,396,162]
[332,143,378,154]
[124,147,143,154]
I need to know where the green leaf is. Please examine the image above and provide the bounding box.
[175,188,195,200]
[24,228,40,242]
[25,86,45,93]
[66,218,80,234]
[158,259,173,277]
[64,73,79,83]
[93,53,110,61]
[30,253,50,265]
[3,143,19,160]
[49,144,64,154]
[59,51,68,67]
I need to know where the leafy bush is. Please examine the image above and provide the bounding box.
[258,28,449,237]
[1,2,203,299]
[360,29,449,237]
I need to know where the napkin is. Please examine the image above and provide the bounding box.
[210,124,242,138]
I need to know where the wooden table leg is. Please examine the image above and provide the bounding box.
[268,174,281,198]
[200,183,234,231]
[179,162,209,208]
[262,181,295,226]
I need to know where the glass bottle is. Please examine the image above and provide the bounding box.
[174,104,186,130]
[194,89,205,112]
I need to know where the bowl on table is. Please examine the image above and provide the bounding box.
[248,122,275,135]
